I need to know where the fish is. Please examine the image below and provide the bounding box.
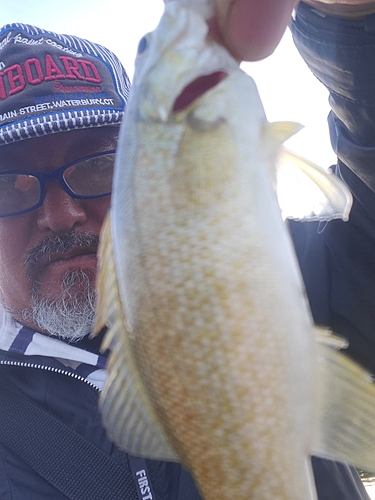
[94,1,375,499]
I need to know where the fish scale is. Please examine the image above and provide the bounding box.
[94,1,375,499]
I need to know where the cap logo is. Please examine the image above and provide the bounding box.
[0,54,102,101]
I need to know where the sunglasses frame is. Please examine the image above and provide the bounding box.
[0,149,116,218]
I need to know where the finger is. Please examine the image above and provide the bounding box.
[215,0,299,61]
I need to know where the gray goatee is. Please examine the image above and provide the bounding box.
[22,232,99,342]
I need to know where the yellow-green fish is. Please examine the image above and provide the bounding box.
[95,1,375,499]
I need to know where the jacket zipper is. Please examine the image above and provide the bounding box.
[0,359,100,391]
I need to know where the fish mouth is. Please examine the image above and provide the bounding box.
[173,71,228,113]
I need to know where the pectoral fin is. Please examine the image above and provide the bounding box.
[313,328,375,472]
[277,148,353,222]
[94,214,178,462]
[264,121,304,145]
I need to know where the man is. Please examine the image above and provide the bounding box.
[0,22,203,499]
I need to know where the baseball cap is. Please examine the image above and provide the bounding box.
[0,23,131,145]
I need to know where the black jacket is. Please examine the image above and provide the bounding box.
[0,348,202,500]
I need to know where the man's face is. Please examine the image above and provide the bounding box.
[0,126,118,336]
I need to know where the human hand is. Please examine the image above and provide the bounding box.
[211,0,299,61]
[302,0,375,18]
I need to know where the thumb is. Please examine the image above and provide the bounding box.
[214,0,299,61]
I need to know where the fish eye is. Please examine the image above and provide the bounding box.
[137,34,150,57]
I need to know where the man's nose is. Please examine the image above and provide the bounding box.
[36,180,88,232]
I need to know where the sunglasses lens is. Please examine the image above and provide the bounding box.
[64,153,115,197]
[0,174,41,216]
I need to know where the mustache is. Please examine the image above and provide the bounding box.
[24,231,100,281]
